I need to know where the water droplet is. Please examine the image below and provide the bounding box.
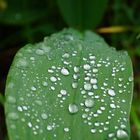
[85,98,94,108]
[108,89,116,96]
[42,81,48,87]
[28,122,32,128]
[88,92,94,96]
[60,89,67,95]
[8,112,19,120]
[83,64,91,70]
[31,86,37,91]
[7,96,16,104]
[92,68,98,73]
[61,68,70,75]
[74,66,79,73]
[62,53,70,58]
[72,82,78,88]
[117,129,128,139]
[17,106,23,112]
[50,76,57,82]
[110,103,116,108]
[41,113,48,120]
[64,127,69,132]
[91,128,96,133]
[68,104,78,114]
[128,76,133,82]
[90,78,97,84]
[84,83,92,90]
[47,125,53,131]
[82,113,88,118]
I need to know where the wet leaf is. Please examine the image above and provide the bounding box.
[5,28,133,140]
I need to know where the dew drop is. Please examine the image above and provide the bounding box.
[84,83,92,90]
[117,129,128,139]
[68,104,78,114]
[64,127,69,132]
[108,89,116,96]
[41,113,48,120]
[128,76,133,82]
[85,98,94,108]
[92,68,98,73]
[74,66,79,73]
[83,64,91,70]
[31,86,37,91]
[60,89,67,95]
[72,82,78,89]
[91,128,96,133]
[47,125,53,131]
[61,68,69,75]
[110,103,116,108]
[90,78,97,84]
[50,76,57,82]
[62,53,70,58]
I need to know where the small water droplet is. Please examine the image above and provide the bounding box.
[90,78,97,84]
[60,89,67,96]
[92,68,98,73]
[31,86,37,91]
[91,128,96,133]
[47,125,53,131]
[85,98,94,108]
[117,129,128,139]
[62,53,70,58]
[128,76,133,82]
[84,83,92,90]
[74,66,79,73]
[110,103,116,108]
[61,68,70,75]
[108,89,116,96]
[41,113,48,120]
[72,82,78,89]
[28,122,32,128]
[50,76,57,82]
[42,81,48,87]
[68,104,78,114]
[83,64,91,70]
[64,127,69,132]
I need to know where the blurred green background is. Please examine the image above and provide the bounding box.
[0,0,140,140]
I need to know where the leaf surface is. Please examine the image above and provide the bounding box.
[5,28,133,140]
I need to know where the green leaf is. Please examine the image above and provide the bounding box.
[57,0,108,30]
[5,28,133,140]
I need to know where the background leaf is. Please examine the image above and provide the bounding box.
[5,29,133,140]
[57,0,108,30]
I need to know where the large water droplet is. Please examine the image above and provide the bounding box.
[85,98,94,108]
[117,129,128,139]
[68,104,78,114]
[61,68,70,75]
